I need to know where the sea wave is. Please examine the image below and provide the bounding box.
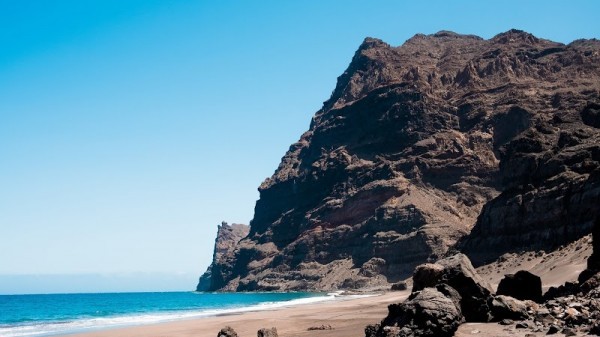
[0,292,368,337]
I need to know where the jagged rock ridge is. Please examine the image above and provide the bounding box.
[199,29,600,291]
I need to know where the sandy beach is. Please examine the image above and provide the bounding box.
[59,236,591,337]
[62,291,409,337]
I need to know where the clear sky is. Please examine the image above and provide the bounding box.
[0,0,598,294]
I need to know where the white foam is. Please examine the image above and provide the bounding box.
[0,293,369,337]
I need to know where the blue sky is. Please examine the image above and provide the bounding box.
[0,0,599,294]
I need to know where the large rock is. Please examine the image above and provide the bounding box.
[391,281,408,291]
[497,270,542,302]
[366,287,464,337]
[490,295,529,320]
[413,254,493,322]
[257,327,278,337]
[217,326,238,337]
[412,263,444,291]
[198,29,600,291]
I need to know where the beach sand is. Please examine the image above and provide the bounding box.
[63,291,409,337]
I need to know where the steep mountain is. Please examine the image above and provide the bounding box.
[199,30,600,291]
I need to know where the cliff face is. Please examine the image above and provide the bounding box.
[200,30,600,291]
[196,222,249,291]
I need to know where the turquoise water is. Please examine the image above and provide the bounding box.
[0,292,332,337]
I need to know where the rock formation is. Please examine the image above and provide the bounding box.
[497,270,543,302]
[366,287,464,337]
[412,253,494,322]
[256,327,278,337]
[199,29,600,291]
[588,216,600,271]
[197,222,249,291]
[217,326,238,337]
[367,253,542,337]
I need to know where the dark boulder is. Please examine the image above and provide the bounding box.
[415,254,494,322]
[257,327,278,337]
[217,326,238,337]
[367,287,464,337]
[364,323,380,337]
[547,324,560,335]
[515,321,529,329]
[590,322,600,336]
[544,281,579,301]
[579,272,600,294]
[497,270,542,302]
[391,281,408,291]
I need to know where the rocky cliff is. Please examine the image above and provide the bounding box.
[197,222,249,291]
[199,30,600,291]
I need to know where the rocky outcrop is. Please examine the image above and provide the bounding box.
[369,244,600,336]
[197,222,249,291]
[367,254,543,336]
[200,29,600,291]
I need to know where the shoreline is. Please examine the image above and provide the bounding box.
[58,291,409,337]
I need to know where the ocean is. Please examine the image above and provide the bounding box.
[0,291,335,337]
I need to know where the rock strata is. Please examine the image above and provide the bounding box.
[199,29,600,291]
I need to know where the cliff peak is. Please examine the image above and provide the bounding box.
[359,37,389,50]
[491,28,541,44]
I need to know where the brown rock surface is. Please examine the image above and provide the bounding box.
[197,222,249,291]
[200,29,600,291]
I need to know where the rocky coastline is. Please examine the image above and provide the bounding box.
[198,29,600,336]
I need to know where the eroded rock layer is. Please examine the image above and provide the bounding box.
[199,30,600,291]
